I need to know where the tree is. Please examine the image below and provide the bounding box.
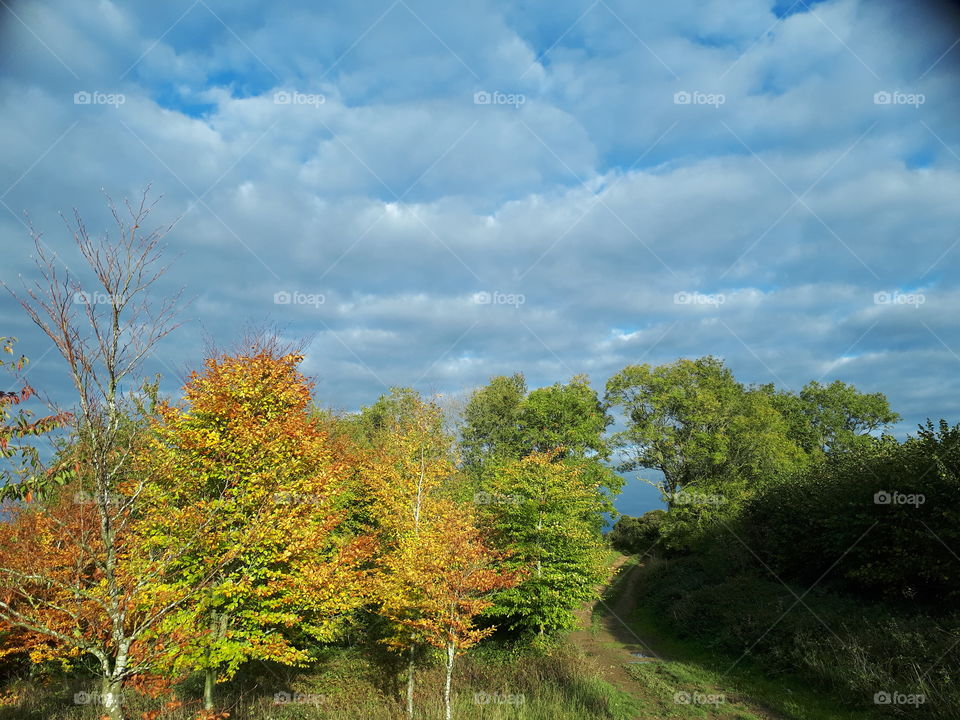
[520,375,612,460]
[460,373,611,472]
[139,345,373,710]
[0,336,72,501]
[358,389,457,717]
[607,510,666,556]
[0,190,190,720]
[459,374,527,475]
[765,380,899,456]
[605,357,805,507]
[378,501,518,720]
[479,452,607,635]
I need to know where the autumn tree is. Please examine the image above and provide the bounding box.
[355,389,458,717]
[0,336,72,501]
[379,500,518,720]
[0,190,196,720]
[138,344,374,710]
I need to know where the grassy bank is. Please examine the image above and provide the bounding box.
[0,642,639,720]
[625,553,956,719]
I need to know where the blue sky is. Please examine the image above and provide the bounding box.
[2,0,960,516]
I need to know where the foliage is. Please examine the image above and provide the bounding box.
[479,452,607,635]
[605,357,806,502]
[138,348,374,702]
[606,510,666,556]
[744,420,960,604]
[460,374,612,470]
[0,337,72,501]
[763,379,900,456]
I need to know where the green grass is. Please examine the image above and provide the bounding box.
[0,643,641,720]
[604,555,884,720]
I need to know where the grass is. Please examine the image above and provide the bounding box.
[0,643,640,720]
[595,555,885,720]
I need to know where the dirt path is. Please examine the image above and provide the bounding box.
[569,556,658,696]
[568,556,785,720]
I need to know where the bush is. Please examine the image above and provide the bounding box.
[607,510,665,555]
[633,555,960,718]
[744,421,960,606]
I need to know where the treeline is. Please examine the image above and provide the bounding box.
[0,341,621,720]
[0,196,624,720]
[607,358,959,717]
[2,194,957,719]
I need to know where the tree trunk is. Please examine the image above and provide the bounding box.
[100,675,124,720]
[204,666,216,710]
[406,645,415,719]
[444,641,455,720]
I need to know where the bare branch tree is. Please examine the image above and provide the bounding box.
[0,187,190,720]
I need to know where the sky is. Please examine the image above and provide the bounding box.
[2,0,960,516]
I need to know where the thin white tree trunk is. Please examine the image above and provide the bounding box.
[406,644,415,719]
[444,641,455,720]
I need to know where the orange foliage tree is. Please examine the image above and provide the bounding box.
[138,344,375,710]
[379,500,520,720]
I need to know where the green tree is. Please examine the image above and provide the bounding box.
[764,380,899,456]
[605,357,804,506]
[479,452,607,635]
[607,510,666,555]
[459,374,527,474]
